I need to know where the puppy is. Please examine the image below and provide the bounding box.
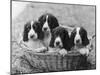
[38,13,59,47]
[70,27,90,55]
[49,26,71,56]
[20,21,47,52]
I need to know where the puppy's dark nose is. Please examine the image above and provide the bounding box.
[43,27,48,31]
[30,35,34,38]
[76,39,80,43]
[56,41,60,46]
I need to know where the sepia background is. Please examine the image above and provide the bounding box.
[12,1,96,74]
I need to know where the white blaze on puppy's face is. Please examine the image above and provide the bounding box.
[28,21,37,40]
[74,27,82,45]
[54,36,63,48]
[42,15,50,32]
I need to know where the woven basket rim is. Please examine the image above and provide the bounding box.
[25,50,81,56]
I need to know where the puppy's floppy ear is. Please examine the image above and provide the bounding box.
[70,29,76,48]
[49,30,55,47]
[23,22,31,42]
[81,28,89,46]
[49,15,59,31]
[63,30,71,51]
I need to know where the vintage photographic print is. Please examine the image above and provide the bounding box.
[11,0,96,75]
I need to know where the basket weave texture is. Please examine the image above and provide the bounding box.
[12,49,88,74]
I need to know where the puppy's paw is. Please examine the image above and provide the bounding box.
[79,48,89,56]
[58,49,68,57]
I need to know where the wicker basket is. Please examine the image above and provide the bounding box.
[22,50,88,73]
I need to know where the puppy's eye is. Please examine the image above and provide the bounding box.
[33,25,38,30]
[33,26,35,29]
[25,25,31,31]
[27,28,30,31]
[80,31,84,37]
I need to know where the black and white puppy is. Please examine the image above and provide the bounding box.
[38,13,59,47]
[20,21,47,52]
[49,26,71,56]
[70,27,90,55]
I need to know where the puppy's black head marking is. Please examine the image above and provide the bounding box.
[70,28,76,47]
[50,27,70,50]
[33,21,44,40]
[38,13,59,32]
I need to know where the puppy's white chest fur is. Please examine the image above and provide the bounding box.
[23,40,44,50]
[43,32,51,47]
